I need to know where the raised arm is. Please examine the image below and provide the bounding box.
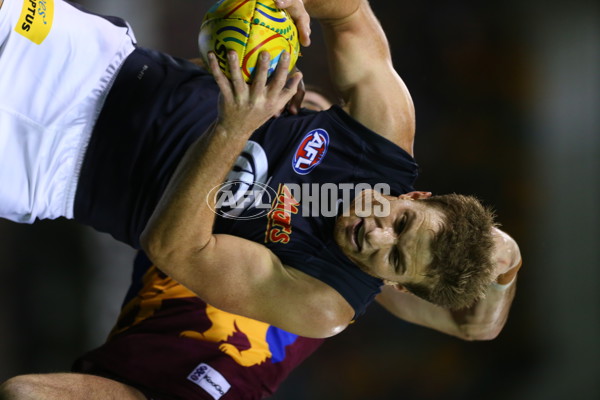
[141,51,353,339]
[303,0,416,155]
[376,228,522,340]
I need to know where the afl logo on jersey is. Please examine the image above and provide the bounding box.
[292,129,329,175]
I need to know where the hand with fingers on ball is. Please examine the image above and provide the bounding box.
[208,48,303,134]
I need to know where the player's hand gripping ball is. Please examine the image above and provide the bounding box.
[199,0,300,82]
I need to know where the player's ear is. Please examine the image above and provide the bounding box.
[394,284,410,293]
[383,281,410,293]
[398,191,432,200]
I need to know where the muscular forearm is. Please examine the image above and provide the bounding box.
[141,121,249,265]
[451,234,522,340]
[141,51,301,274]
[449,277,518,340]
[377,279,517,341]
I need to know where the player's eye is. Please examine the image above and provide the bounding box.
[390,246,403,274]
[397,213,408,233]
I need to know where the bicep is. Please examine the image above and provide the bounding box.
[322,3,415,154]
[157,233,354,338]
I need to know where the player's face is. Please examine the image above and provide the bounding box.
[334,190,445,285]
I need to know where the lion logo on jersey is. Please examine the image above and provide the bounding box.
[181,304,272,366]
[181,304,298,366]
[113,267,298,367]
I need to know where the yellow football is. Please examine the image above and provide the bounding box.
[198,0,300,82]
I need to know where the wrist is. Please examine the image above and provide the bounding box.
[214,119,257,142]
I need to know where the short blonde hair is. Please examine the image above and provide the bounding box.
[403,194,496,310]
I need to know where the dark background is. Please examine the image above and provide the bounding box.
[1,0,599,399]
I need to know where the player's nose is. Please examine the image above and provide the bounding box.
[364,226,397,250]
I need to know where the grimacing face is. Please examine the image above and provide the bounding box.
[334,190,445,286]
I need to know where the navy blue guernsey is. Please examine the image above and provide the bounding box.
[75,47,419,317]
